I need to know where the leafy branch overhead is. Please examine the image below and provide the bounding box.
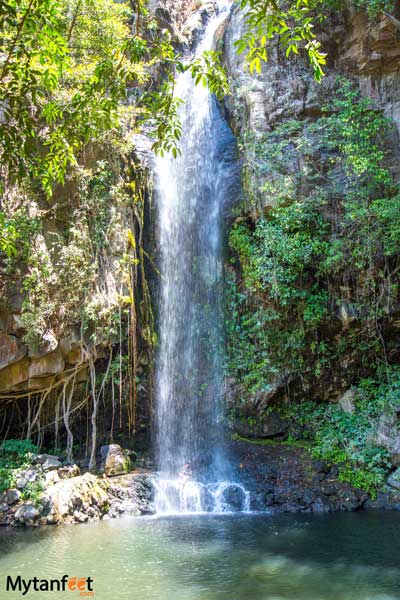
[235,0,327,80]
[0,0,228,199]
[0,0,397,209]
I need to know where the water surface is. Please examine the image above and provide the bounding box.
[0,512,399,599]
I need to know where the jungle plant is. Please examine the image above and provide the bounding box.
[227,79,399,391]
[0,439,38,493]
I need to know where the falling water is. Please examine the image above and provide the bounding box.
[154,1,248,513]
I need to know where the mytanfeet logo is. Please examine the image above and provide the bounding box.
[5,575,94,596]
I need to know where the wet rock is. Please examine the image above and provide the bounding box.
[228,440,369,513]
[310,496,331,512]
[365,489,400,510]
[6,489,21,505]
[0,503,9,513]
[222,484,247,510]
[100,444,130,477]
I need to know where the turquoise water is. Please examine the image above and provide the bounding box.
[0,512,400,599]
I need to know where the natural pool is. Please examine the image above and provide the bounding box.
[0,511,399,600]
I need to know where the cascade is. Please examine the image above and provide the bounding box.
[154,0,248,513]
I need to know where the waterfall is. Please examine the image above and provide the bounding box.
[154,0,247,513]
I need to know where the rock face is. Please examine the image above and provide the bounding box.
[229,441,371,513]
[222,3,400,423]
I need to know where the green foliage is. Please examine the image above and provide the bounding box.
[1,208,41,274]
[187,50,229,100]
[20,480,45,505]
[227,79,399,391]
[234,0,396,82]
[0,210,19,257]
[14,157,129,351]
[0,439,38,494]
[0,0,231,196]
[235,0,327,81]
[283,369,400,496]
[0,0,132,194]
[351,0,395,15]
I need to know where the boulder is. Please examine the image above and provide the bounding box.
[43,473,110,523]
[100,444,131,477]
[14,503,40,526]
[42,457,62,471]
[44,471,60,485]
[338,389,356,414]
[58,465,80,480]
[15,477,28,490]
[221,484,247,511]
[234,411,288,440]
[387,467,400,490]
[311,496,331,513]
[261,412,289,438]
[35,453,61,466]
[6,489,21,505]
[21,469,39,483]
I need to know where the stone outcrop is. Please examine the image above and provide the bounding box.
[0,464,155,527]
[100,444,131,477]
[228,440,400,513]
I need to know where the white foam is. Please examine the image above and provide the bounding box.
[154,478,251,515]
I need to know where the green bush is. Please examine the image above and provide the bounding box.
[0,439,38,494]
[283,369,400,496]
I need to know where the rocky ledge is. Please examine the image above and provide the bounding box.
[0,444,156,528]
[228,440,400,513]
